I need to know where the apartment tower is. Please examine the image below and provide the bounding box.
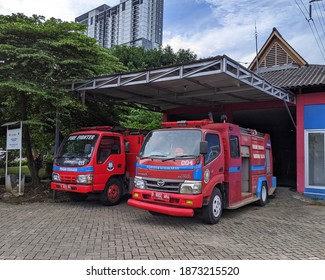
[75,0,163,50]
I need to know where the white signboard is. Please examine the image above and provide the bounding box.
[6,128,22,150]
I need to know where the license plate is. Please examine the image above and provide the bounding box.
[61,184,71,190]
[151,191,170,201]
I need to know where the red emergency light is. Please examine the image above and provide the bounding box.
[81,126,113,131]
[162,119,213,128]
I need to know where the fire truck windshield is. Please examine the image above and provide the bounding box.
[55,134,99,166]
[139,129,201,159]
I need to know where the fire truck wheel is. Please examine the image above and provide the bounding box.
[202,188,223,224]
[100,178,123,206]
[68,192,88,202]
[257,183,268,206]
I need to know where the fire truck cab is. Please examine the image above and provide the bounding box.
[128,119,276,224]
[51,126,145,205]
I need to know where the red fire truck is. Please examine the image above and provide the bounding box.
[128,118,276,224]
[51,126,146,205]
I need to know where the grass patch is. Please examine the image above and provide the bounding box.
[0,166,46,177]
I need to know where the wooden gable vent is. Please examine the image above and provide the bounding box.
[248,28,307,71]
[260,42,295,68]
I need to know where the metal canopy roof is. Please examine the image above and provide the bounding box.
[71,55,295,111]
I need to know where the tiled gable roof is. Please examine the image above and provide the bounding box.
[249,27,325,91]
[249,27,307,71]
[258,64,325,89]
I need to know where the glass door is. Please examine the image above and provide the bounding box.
[305,130,325,188]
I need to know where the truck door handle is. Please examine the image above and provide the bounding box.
[219,167,223,172]
[118,164,122,168]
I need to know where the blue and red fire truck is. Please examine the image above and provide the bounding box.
[128,118,276,224]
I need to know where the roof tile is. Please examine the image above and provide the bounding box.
[258,65,325,89]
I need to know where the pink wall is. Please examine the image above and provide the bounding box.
[296,92,325,193]
[165,100,289,116]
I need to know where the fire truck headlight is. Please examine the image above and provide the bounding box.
[77,174,93,184]
[134,177,146,189]
[52,173,60,182]
[180,181,202,194]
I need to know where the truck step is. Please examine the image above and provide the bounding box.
[241,192,251,197]
[226,196,259,209]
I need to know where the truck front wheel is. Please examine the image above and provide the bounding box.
[100,178,123,206]
[202,188,223,224]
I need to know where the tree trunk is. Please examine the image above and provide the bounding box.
[24,125,41,186]
[20,92,41,186]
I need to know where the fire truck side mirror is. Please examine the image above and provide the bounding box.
[125,141,130,153]
[200,141,208,154]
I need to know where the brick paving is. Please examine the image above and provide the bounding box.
[0,187,324,260]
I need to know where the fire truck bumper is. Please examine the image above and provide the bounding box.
[50,182,92,193]
[128,198,195,217]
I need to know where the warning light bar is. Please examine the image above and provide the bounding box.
[81,126,113,131]
[162,119,213,128]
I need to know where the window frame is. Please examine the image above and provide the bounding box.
[204,133,221,165]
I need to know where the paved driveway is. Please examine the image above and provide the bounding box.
[0,187,324,260]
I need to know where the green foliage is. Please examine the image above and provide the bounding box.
[110,45,197,71]
[0,13,125,129]
[0,13,126,184]
[8,158,29,167]
[119,107,162,130]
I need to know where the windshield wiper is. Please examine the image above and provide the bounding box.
[162,155,198,162]
[56,156,74,159]
[76,154,90,158]
[140,154,168,159]
[57,154,89,160]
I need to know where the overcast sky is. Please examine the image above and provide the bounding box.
[1,0,325,65]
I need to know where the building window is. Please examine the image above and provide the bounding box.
[307,132,325,186]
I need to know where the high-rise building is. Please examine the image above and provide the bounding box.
[75,0,163,50]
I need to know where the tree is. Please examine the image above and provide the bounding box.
[119,107,162,130]
[0,14,125,185]
[110,45,197,71]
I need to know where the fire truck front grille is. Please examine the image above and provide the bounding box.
[60,175,77,183]
[144,178,183,193]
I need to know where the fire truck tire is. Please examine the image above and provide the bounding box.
[68,192,88,202]
[257,183,268,206]
[100,178,123,206]
[202,188,223,224]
